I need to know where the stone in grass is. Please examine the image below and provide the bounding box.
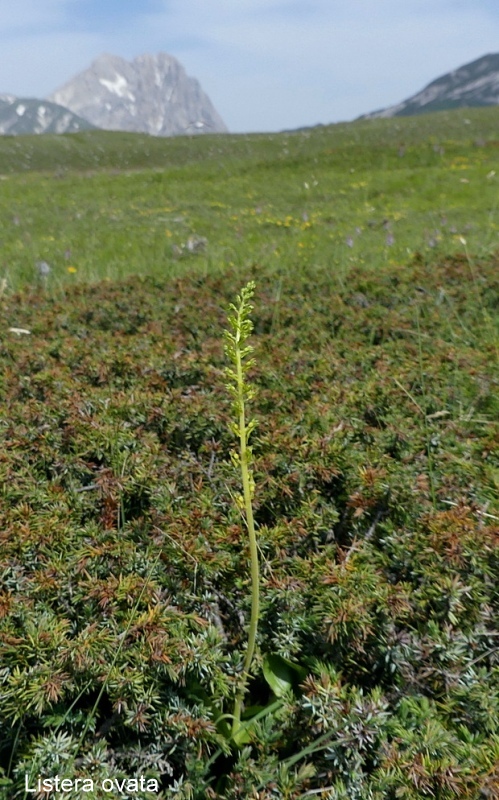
[350,292,370,308]
[9,327,31,335]
[36,261,51,276]
[172,235,208,258]
[186,235,208,254]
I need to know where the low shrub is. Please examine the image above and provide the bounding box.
[0,258,498,797]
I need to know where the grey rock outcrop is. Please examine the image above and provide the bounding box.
[360,53,499,119]
[48,52,228,136]
[0,96,96,135]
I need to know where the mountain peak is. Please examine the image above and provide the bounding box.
[360,53,499,119]
[0,96,96,135]
[47,52,228,136]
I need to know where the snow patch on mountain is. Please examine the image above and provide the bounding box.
[99,74,135,101]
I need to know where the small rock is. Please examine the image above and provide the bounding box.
[186,234,208,254]
[351,292,370,308]
[36,261,51,276]
[9,327,31,335]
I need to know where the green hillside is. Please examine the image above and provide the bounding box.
[0,108,498,799]
[0,106,499,293]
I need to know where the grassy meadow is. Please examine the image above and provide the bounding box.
[1,107,499,291]
[0,108,498,798]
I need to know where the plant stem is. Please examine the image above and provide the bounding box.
[223,282,260,740]
[231,335,260,737]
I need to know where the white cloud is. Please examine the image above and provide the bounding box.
[0,33,104,97]
[0,0,499,131]
[0,0,66,33]
[140,0,499,129]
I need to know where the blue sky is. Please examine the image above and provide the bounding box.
[1,0,498,132]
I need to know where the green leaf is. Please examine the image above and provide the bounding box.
[263,654,308,697]
[232,698,284,746]
[232,725,252,746]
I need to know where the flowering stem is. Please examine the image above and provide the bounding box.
[232,333,259,736]
[223,282,260,740]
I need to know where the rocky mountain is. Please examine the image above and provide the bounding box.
[48,52,228,136]
[360,53,499,119]
[0,95,96,135]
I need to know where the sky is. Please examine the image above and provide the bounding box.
[1,0,499,133]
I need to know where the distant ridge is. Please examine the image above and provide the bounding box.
[360,53,499,119]
[0,96,96,135]
[48,52,228,136]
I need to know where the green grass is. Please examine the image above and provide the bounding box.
[1,106,499,293]
[0,108,498,798]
